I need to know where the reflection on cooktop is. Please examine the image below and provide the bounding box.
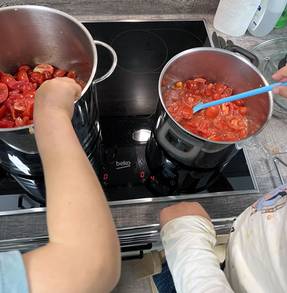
[97,116,257,203]
[84,20,211,116]
[111,30,168,73]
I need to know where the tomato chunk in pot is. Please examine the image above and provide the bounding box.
[163,78,248,142]
[0,64,85,128]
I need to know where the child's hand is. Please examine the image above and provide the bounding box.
[272,65,287,97]
[160,202,211,227]
[34,77,82,121]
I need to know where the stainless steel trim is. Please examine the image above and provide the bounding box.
[0,184,258,216]
[0,217,235,252]
[0,175,259,216]
[109,189,259,206]
[0,206,46,216]
[117,223,160,231]
[118,230,158,238]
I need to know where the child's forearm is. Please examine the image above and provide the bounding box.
[24,110,120,292]
[35,113,115,245]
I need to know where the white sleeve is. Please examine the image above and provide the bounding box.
[161,215,233,293]
[225,184,287,293]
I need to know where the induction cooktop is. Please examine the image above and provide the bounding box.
[0,20,259,215]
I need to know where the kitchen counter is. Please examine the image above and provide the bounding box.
[0,1,287,252]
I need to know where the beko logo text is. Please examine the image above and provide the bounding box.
[115,161,131,169]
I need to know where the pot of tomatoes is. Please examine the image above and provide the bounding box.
[156,47,273,169]
[0,6,117,176]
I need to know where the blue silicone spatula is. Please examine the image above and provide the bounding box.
[193,82,287,114]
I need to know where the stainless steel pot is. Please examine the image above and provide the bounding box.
[156,47,273,168]
[0,5,117,175]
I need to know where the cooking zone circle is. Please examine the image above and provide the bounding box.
[111,30,168,73]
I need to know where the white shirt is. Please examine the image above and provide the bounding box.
[161,184,287,293]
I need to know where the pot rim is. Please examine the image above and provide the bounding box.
[158,47,273,145]
[0,5,97,132]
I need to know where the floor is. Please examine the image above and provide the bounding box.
[112,259,152,293]
[113,244,226,292]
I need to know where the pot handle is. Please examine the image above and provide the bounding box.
[225,44,259,67]
[92,40,118,84]
[156,119,203,162]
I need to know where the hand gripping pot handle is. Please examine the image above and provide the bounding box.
[156,119,203,163]
[92,40,118,84]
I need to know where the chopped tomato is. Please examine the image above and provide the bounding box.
[16,70,29,81]
[23,91,35,100]
[7,92,23,102]
[15,117,25,127]
[23,98,34,119]
[0,83,8,103]
[0,104,7,119]
[205,106,219,118]
[221,103,230,115]
[42,71,53,80]
[164,78,249,142]
[1,74,15,85]
[9,81,28,91]
[76,79,86,89]
[16,70,29,82]
[14,100,26,112]
[0,63,84,128]
[53,69,66,77]
[67,70,77,79]
[234,99,244,106]
[22,82,36,94]
[239,106,248,115]
[215,83,226,94]
[174,81,183,89]
[0,120,14,128]
[33,64,54,74]
[182,105,193,119]
[18,65,31,72]
[30,72,44,85]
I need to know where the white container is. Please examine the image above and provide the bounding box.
[213,0,260,36]
[248,0,287,37]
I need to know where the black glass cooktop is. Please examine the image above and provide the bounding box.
[97,116,257,203]
[0,20,258,213]
[84,20,211,116]
[86,20,258,203]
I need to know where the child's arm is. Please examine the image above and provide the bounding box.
[23,78,121,293]
[160,202,233,293]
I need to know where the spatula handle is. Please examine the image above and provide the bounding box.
[193,81,287,113]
